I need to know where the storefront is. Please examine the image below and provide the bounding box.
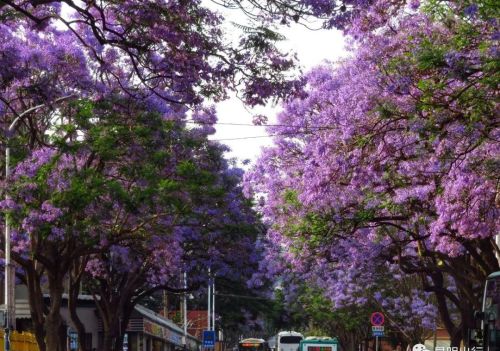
[120,305,200,351]
[12,285,200,351]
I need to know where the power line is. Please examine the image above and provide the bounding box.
[186,121,268,127]
[212,134,279,141]
[185,120,333,129]
[185,119,336,141]
[211,131,315,141]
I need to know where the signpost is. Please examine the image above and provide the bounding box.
[372,326,384,337]
[203,330,216,349]
[68,330,78,351]
[123,333,129,351]
[370,312,385,351]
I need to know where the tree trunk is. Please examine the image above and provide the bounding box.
[45,312,64,351]
[45,275,65,351]
[69,283,88,351]
[350,334,356,351]
[69,259,89,351]
[450,329,462,348]
[98,300,120,351]
[111,310,130,351]
[102,329,114,351]
[25,264,47,351]
[427,273,461,347]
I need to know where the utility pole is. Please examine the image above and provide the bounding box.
[212,276,215,332]
[4,144,14,351]
[208,268,211,332]
[183,272,188,350]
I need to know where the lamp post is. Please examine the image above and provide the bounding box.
[183,271,188,349]
[3,95,74,351]
[207,268,211,332]
[4,143,14,351]
[211,277,215,332]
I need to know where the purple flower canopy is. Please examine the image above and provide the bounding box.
[244,0,498,338]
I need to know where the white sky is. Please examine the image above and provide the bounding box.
[206,4,347,164]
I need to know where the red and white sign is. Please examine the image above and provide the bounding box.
[370,312,385,326]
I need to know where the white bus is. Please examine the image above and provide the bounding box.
[471,272,500,351]
[277,331,304,351]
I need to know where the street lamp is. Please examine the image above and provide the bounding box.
[207,268,211,332]
[183,271,188,349]
[3,95,73,351]
[212,276,215,333]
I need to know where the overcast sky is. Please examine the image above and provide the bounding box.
[206,4,347,163]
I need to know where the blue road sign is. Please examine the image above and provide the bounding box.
[203,330,216,348]
[372,331,384,337]
[69,331,78,351]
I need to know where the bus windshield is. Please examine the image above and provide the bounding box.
[239,340,266,351]
[280,337,303,344]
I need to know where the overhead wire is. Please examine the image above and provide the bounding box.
[185,119,331,128]
[212,133,299,141]
[184,119,336,141]
[210,128,332,141]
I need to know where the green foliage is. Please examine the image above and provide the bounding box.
[416,39,446,70]
[283,189,301,207]
[264,288,306,334]
[233,22,288,52]
[276,284,373,343]
[232,22,287,41]
[177,160,197,177]
[420,0,454,21]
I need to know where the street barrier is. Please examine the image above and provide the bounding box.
[0,330,40,351]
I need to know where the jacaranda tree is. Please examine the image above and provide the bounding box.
[0,0,302,107]
[245,0,498,345]
[3,95,265,351]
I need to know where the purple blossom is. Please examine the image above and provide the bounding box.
[13,148,56,179]
[464,4,478,17]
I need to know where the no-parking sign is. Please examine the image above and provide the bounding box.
[370,312,385,326]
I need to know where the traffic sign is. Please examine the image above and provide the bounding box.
[68,331,78,351]
[372,330,384,337]
[370,312,385,326]
[372,326,384,332]
[203,330,216,348]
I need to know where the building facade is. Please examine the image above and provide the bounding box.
[10,286,200,351]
